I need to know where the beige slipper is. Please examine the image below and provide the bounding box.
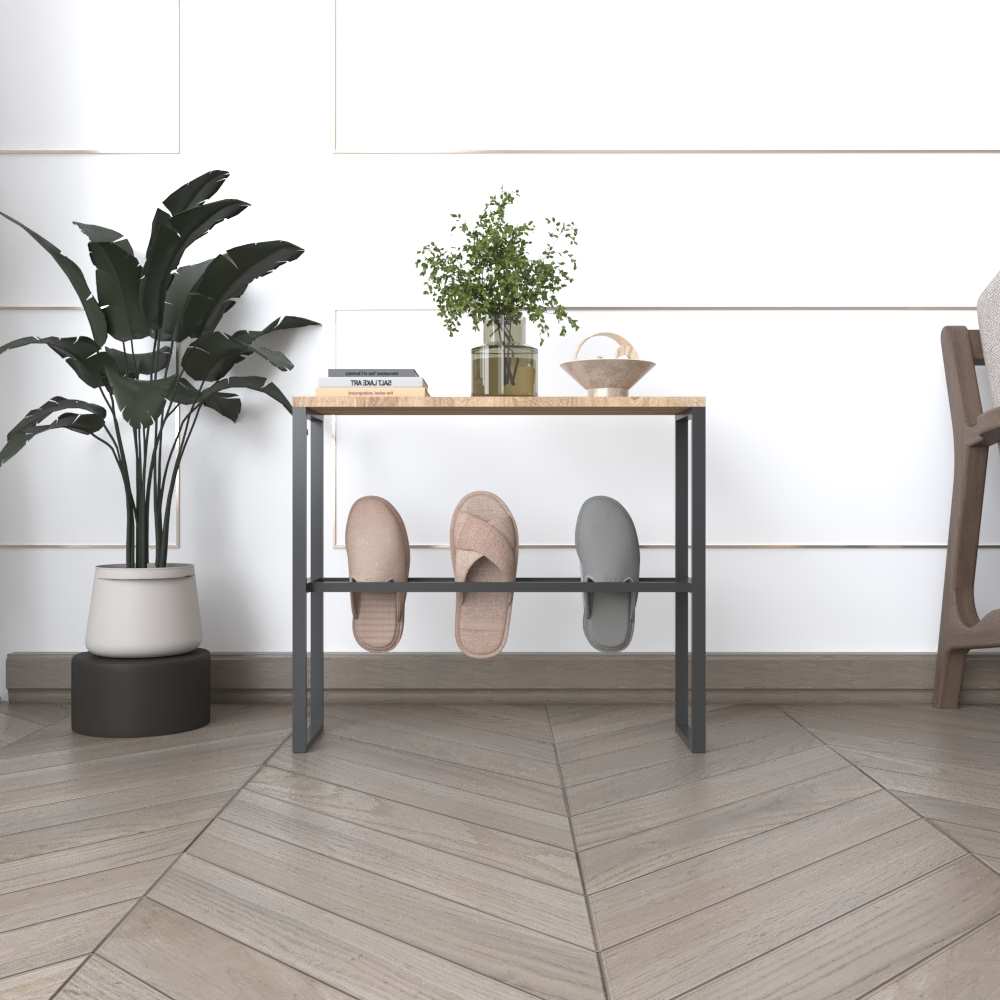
[345,496,409,652]
[450,491,518,659]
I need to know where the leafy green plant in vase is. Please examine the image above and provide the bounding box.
[415,189,578,396]
[0,170,317,659]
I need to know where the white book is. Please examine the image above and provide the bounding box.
[318,376,426,388]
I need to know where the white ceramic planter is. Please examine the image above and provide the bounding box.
[85,563,202,658]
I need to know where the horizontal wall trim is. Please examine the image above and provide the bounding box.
[7,652,999,706]
[333,306,977,313]
[4,306,978,314]
[329,544,985,551]
[333,150,1000,156]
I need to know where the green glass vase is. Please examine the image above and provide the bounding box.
[470,317,538,397]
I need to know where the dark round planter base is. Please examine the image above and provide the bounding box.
[71,648,211,738]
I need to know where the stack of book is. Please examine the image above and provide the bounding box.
[316,369,429,398]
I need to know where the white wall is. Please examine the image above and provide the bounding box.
[2,0,999,694]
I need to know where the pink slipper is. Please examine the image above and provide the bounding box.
[345,496,409,652]
[450,491,518,658]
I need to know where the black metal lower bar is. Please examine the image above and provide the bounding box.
[308,576,692,593]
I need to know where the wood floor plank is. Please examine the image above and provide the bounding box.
[0,704,68,727]
[330,705,557,762]
[57,956,170,1000]
[841,747,1000,790]
[0,790,233,864]
[0,767,255,841]
[0,901,134,980]
[0,723,284,782]
[0,707,288,777]
[590,791,916,949]
[0,716,39,749]
[150,855,554,1000]
[291,735,567,813]
[572,745,845,849]
[861,767,1000,812]
[441,704,554,742]
[824,733,1000,776]
[100,900,350,1000]
[793,703,1000,741]
[679,856,1000,1000]
[0,857,170,934]
[864,913,1000,999]
[0,733,285,815]
[192,818,604,1000]
[248,765,580,890]
[934,821,1000,859]
[322,716,562,785]
[222,789,595,947]
[564,727,820,815]
[0,959,81,1000]
[786,706,1000,756]
[559,711,807,787]
[579,767,878,892]
[896,789,1000,830]
[556,717,681,764]
[0,823,199,894]
[547,705,671,745]
[268,745,573,847]
[601,821,965,1000]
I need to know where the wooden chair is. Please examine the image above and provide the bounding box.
[935,325,1000,706]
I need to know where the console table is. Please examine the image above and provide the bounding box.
[291,395,707,754]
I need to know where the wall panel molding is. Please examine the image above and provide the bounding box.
[328,308,984,550]
[0,0,180,153]
[334,0,1000,153]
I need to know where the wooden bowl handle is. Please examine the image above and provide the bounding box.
[573,332,638,361]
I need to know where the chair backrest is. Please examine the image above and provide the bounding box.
[942,326,986,435]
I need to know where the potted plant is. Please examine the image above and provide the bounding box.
[415,189,578,396]
[0,169,316,659]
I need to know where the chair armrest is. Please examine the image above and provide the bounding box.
[967,406,1000,447]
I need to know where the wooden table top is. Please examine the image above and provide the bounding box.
[293,395,704,415]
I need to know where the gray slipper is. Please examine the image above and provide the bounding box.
[575,496,639,652]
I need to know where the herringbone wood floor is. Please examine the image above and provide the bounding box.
[1,700,1000,999]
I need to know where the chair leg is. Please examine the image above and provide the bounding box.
[933,646,966,709]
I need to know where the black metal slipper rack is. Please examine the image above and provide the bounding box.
[291,396,707,754]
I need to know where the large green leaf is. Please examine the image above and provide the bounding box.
[140,199,248,329]
[105,345,173,376]
[0,334,107,388]
[161,259,211,340]
[0,211,107,347]
[0,396,106,466]
[105,367,169,428]
[163,170,229,216]
[73,222,135,258]
[0,335,98,362]
[181,331,246,381]
[176,242,304,342]
[203,391,241,422]
[241,340,293,371]
[89,241,148,341]
[199,374,292,414]
[161,376,201,405]
[234,315,320,344]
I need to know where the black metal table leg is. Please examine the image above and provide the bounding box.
[690,407,707,753]
[309,414,325,744]
[674,415,690,739]
[292,408,308,752]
